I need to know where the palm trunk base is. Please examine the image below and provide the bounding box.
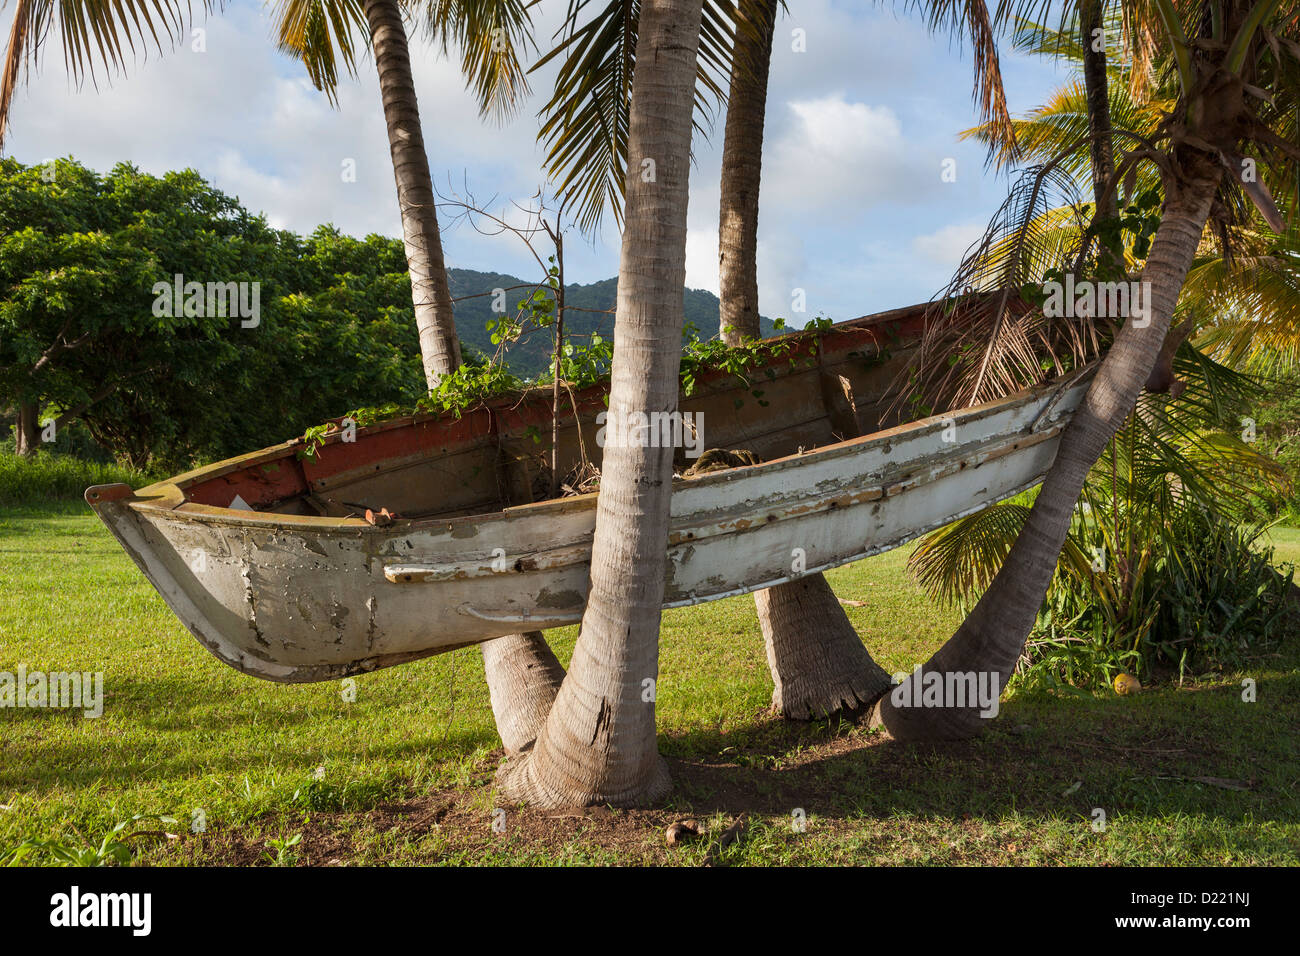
[867,682,990,741]
[757,574,893,720]
[480,632,566,755]
[496,747,672,809]
[866,580,1023,742]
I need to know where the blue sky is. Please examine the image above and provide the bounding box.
[4,0,1073,320]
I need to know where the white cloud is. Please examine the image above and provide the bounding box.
[766,96,914,212]
[756,232,809,321]
[684,226,721,295]
[911,222,984,270]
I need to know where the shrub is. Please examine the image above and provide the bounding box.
[1017,511,1295,690]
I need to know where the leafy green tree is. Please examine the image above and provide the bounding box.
[0,158,428,468]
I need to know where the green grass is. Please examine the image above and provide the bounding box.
[0,451,157,507]
[1,501,1298,866]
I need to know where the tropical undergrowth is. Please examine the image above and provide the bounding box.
[1239,369,1300,526]
[909,346,1296,691]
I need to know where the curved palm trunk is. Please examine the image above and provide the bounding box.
[498,0,703,807]
[872,149,1224,740]
[363,0,461,386]
[363,0,563,752]
[717,0,890,719]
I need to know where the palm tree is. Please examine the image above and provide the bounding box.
[713,0,1025,719]
[874,0,1300,740]
[276,0,569,756]
[275,0,538,388]
[359,0,462,382]
[537,0,1026,721]
[909,346,1288,672]
[960,13,1300,376]
[498,0,704,808]
[711,0,891,717]
[716,0,775,343]
[912,14,1298,610]
[1079,0,1117,219]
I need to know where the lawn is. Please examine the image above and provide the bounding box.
[2,499,1298,866]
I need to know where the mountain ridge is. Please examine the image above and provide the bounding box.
[446,268,780,377]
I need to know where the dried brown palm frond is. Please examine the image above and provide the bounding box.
[898,158,1101,417]
[559,459,601,497]
[1119,0,1163,103]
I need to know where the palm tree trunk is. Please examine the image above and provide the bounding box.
[363,0,564,753]
[481,633,567,753]
[872,148,1224,740]
[717,0,776,344]
[1079,0,1116,219]
[757,575,892,719]
[497,0,703,807]
[363,0,461,387]
[717,0,890,719]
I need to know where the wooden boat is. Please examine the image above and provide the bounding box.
[86,301,1093,682]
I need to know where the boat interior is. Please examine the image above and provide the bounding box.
[174,302,940,523]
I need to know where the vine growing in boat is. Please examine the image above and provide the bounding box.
[294,258,835,465]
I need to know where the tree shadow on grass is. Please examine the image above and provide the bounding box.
[658,674,1300,826]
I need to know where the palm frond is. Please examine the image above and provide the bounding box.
[906,160,1097,411]
[421,0,536,120]
[1190,241,1300,371]
[2,0,214,151]
[0,0,37,150]
[911,0,1018,160]
[908,499,1090,608]
[961,78,1170,180]
[532,0,734,233]
[910,340,1287,609]
[271,0,367,106]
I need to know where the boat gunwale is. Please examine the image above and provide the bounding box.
[134,303,931,496]
[104,361,1096,534]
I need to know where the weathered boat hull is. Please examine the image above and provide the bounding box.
[87,371,1090,683]
[87,300,1093,682]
